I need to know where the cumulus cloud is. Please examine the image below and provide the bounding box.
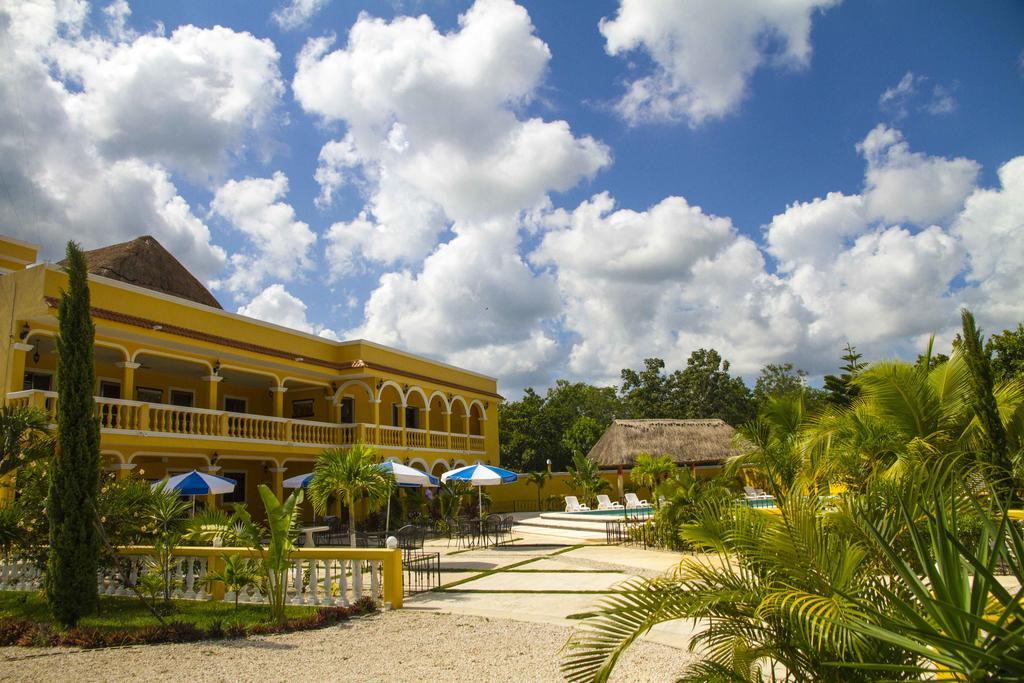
[238,283,339,339]
[0,0,284,280]
[295,0,609,274]
[859,124,979,225]
[600,0,838,125]
[271,0,331,31]
[209,172,317,297]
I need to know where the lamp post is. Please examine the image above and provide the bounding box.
[546,458,552,473]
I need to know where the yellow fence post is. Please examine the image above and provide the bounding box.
[383,548,403,609]
[208,553,225,601]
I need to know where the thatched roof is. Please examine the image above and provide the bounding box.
[66,236,222,309]
[586,419,741,468]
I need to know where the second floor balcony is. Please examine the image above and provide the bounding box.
[6,389,487,454]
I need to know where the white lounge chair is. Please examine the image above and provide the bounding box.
[596,494,623,510]
[623,492,650,509]
[564,496,591,512]
[743,486,773,500]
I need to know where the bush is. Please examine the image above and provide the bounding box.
[0,598,378,648]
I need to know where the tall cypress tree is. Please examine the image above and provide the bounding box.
[45,241,101,627]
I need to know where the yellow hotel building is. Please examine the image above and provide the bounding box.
[0,234,500,519]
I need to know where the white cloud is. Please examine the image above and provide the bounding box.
[209,172,317,296]
[952,156,1024,327]
[238,284,339,338]
[295,0,609,273]
[600,0,838,125]
[271,0,331,31]
[766,192,867,272]
[879,71,956,119]
[349,217,562,386]
[55,23,283,179]
[859,124,979,225]
[0,0,238,278]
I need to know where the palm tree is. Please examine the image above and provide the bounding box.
[567,452,609,508]
[629,453,674,502]
[728,394,807,498]
[525,470,551,511]
[308,444,392,547]
[0,404,53,480]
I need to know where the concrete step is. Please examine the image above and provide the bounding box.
[511,524,606,541]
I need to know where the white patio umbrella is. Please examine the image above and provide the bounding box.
[440,463,519,536]
[152,469,236,514]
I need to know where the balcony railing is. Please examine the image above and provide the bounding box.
[6,390,486,453]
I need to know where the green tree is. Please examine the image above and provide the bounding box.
[986,321,1024,382]
[566,452,609,508]
[822,343,867,407]
[561,416,604,459]
[629,453,675,499]
[525,470,551,511]
[753,363,827,413]
[673,349,755,425]
[959,309,1012,497]
[620,358,674,418]
[308,444,392,547]
[204,554,259,611]
[46,241,102,627]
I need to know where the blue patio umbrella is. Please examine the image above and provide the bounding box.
[441,463,519,535]
[152,469,236,513]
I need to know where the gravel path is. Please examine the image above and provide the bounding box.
[0,611,693,682]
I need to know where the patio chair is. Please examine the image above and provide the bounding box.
[564,496,591,512]
[742,486,773,500]
[624,492,651,509]
[596,494,623,510]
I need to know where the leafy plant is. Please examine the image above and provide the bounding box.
[525,470,551,511]
[0,405,52,480]
[629,453,675,502]
[567,451,609,508]
[308,444,392,547]
[204,554,259,610]
[143,483,190,608]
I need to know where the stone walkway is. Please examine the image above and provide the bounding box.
[409,533,706,649]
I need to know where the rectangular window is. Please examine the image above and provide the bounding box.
[224,397,247,414]
[169,389,194,408]
[340,397,354,424]
[405,406,418,429]
[22,372,52,391]
[99,380,121,399]
[222,471,246,504]
[292,398,314,419]
[136,386,162,404]
[391,403,399,427]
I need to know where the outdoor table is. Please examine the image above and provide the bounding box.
[301,525,330,547]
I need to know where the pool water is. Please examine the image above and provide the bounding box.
[568,508,654,519]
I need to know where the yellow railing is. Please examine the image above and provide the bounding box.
[5,390,486,453]
[116,545,403,609]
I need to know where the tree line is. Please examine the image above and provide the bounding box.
[499,325,1024,472]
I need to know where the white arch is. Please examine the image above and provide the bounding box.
[406,457,429,472]
[429,458,451,475]
[427,390,450,413]
[384,456,402,463]
[25,330,130,361]
[281,456,317,466]
[376,380,405,406]
[404,385,429,408]
[101,449,125,464]
[452,459,469,468]
[218,362,280,385]
[282,376,331,389]
[468,399,487,420]
[334,380,375,404]
[131,348,213,374]
[449,395,469,415]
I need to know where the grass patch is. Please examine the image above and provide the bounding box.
[501,569,624,574]
[0,591,316,632]
[438,556,543,589]
[435,589,626,595]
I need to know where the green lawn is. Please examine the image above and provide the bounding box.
[0,591,317,632]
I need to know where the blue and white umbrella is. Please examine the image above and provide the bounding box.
[152,469,236,513]
[283,472,315,489]
[441,463,519,534]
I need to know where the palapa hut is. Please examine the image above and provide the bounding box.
[586,418,740,473]
[63,235,222,309]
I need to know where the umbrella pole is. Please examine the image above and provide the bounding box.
[478,485,483,539]
[386,491,391,534]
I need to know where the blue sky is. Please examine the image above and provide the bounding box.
[1,0,1022,396]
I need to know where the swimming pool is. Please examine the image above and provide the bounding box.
[566,508,654,519]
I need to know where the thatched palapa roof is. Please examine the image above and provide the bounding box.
[586,419,741,468]
[65,236,222,309]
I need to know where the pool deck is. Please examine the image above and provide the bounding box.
[408,532,709,650]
